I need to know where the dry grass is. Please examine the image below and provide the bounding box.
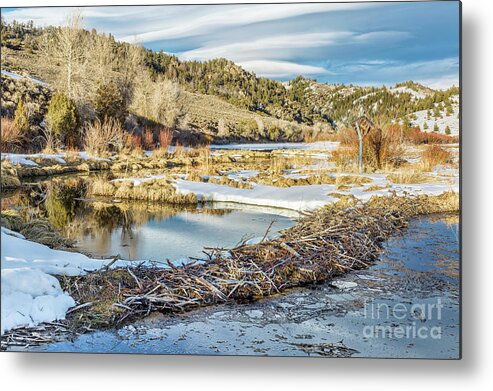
[387,171,436,184]
[89,177,198,205]
[1,210,73,248]
[0,161,21,188]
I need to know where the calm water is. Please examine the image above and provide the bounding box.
[29,214,460,358]
[2,177,296,263]
[66,202,296,262]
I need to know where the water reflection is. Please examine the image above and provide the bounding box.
[9,177,295,262]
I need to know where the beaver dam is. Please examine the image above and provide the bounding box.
[1,190,458,349]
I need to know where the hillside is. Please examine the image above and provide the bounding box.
[1,19,460,140]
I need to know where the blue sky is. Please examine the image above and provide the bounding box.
[2,2,460,89]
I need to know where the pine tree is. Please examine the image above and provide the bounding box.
[46,92,78,145]
[423,122,428,130]
[445,125,451,135]
[433,123,439,132]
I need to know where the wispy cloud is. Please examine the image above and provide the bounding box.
[2,2,459,86]
[180,32,354,62]
[237,60,332,79]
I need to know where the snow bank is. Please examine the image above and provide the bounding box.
[1,269,75,333]
[209,142,339,151]
[1,151,110,167]
[175,179,339,211]
[0,229,129,333]
[174,172,458,212]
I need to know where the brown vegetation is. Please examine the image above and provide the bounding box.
[84,118,125,156]
[1,117,24,153]
[421,145,451,171]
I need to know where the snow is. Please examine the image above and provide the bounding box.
[222,170,259,181]
[407,95,460,135]
[1,69,49,86]
[1,151,110,167]
[282,173,310,180]
[1,153,65,166]
[389,86,429,100]
[112,174,167,186]
[174,179,338,211]
[209,142,339,151]
[0,229,132,333]
[330,280,358,290]
[174,172,458,212]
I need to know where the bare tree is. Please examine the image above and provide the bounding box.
[131,75,184,129]
[44,11,87,100]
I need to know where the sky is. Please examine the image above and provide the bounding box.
[2,1,460,89]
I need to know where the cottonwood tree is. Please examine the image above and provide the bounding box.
[43,11,87,102]
[131,75,184,129]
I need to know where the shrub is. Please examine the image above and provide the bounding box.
[13,99,29,134]
[45,92,78,146]
[405,126,458,144]
[421,145,451,171]
[337,125,403,171]
[158,127,173,150]
[124,132,142,152]
[142,128,154,150]
[1,117,24,152]
[84,118,125,156]
[267,124,281,141]
[93,81,127,124]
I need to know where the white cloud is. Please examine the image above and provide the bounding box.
[354,31,412,44]
[3,3,373,43]
[180,32,354,62]
[418,75,459,90]
[118,3,372,43]
[237,60,331,79]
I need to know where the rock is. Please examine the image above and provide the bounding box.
[245,310,263,319]
[330,280,358,290]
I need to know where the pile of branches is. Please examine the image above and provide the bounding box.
[62,191,459,327]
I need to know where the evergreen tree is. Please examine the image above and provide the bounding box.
[445,125,451,135]
[93,81,127,123]
[46,92,78,145]
[433,123,440,132]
